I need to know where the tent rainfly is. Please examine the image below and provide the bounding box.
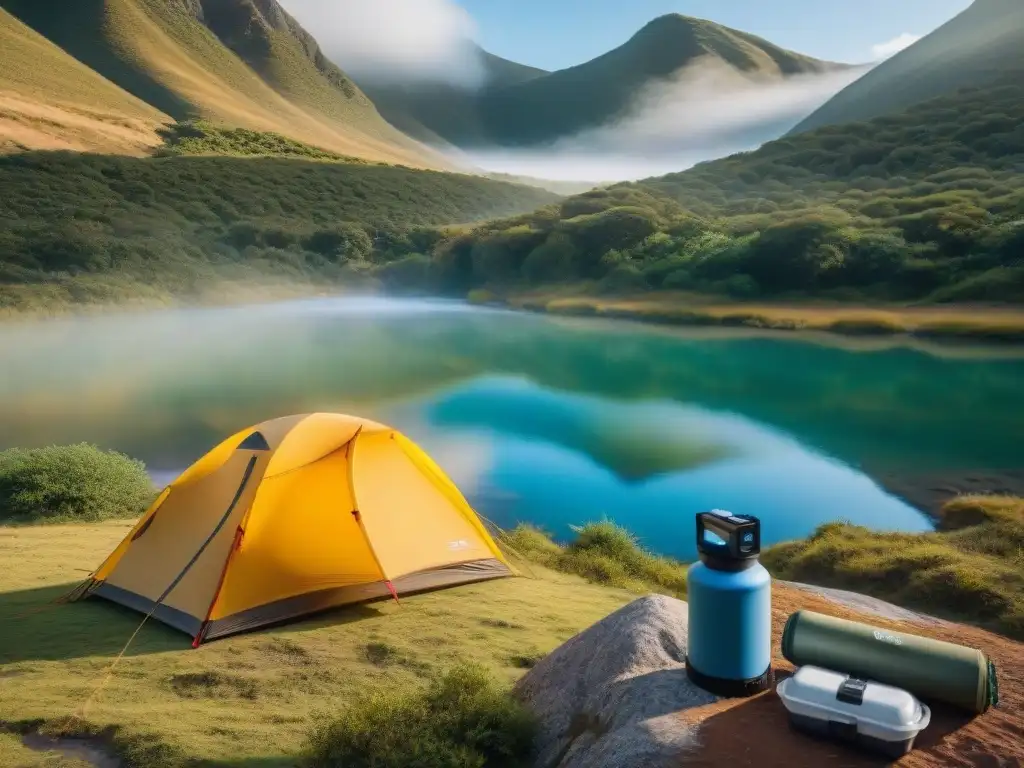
[74,413,513,646]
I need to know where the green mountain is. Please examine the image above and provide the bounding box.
[356,13,850,150]
[790,0,1024,135]
[0,0,447,166]
[337,72,1024,305]
[358,47,549,148]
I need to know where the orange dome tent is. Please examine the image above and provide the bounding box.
[74,413,513,646]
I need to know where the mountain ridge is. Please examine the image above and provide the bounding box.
[356,12,852,150]
[790,0,1024,135]
[0,0,449,167]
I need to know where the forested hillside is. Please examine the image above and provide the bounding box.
[0,151,559,311]
[364,75,1024,304]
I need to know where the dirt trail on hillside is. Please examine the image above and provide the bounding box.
[678,583,1024,767]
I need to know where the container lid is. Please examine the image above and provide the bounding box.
[696,510,760,569]
[777,666,931,738]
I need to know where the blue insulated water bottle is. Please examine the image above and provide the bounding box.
[685,510,773,697]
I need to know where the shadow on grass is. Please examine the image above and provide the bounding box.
[0,582,382,664]
[680,668,977,768]
[10,721,305,768]
[193,758,301,767]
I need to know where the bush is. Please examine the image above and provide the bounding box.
[375,253,433,293]
[502,520,689,597]
[303,664,537,768]
[0,444,156,523]
[761,495,1024,638]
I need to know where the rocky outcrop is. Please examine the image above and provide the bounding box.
[513,594,717,768]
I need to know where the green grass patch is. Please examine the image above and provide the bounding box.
[0,521,632,766]
[168,671,260,701]
[303,663,537,768]
[502,520,689,598]
[156,121,368,163]
[0,443,155,524]
[762,495,1024,639]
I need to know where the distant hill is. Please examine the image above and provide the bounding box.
[479,14,849,147]
[0,0,447,167]
[790,0,1024,135]
[338,72,1024,305]
[0,150,561,312]
[357,47,549,148]
[357,13,849,150]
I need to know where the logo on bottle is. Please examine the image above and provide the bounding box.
[872,630,903,646]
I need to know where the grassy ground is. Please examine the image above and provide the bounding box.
[0,731,94,768]
[0,521,634,766]
[506,290,1024,344]
[763,495,1024,639]
[0,7,166,155]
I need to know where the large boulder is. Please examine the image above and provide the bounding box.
[513,594,718,768]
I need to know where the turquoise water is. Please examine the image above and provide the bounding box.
[1,297,1022,559]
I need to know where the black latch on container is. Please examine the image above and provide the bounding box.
[837,678,867,706]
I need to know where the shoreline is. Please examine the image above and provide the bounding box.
[4,285,1024,347]
[871,469,1024,521]
[496,291,1024,345]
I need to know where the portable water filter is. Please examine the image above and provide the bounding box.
[685,510,773,697]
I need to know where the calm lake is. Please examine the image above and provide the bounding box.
[2,297,1023,560]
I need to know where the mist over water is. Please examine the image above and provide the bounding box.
[3,297,1022,558]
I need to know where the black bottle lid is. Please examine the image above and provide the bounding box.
[696,511,761,571]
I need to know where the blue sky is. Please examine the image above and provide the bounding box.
[455,0,972,70]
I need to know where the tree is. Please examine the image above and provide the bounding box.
[559,207,659,276]
[522,232,579,283]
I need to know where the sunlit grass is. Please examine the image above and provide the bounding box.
[502,520,689,598]
[0,520,633,766]
[762,495,1024,638]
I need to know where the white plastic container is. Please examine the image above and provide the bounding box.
[777,665,932,758]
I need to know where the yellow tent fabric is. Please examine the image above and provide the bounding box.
[78,413,513,645]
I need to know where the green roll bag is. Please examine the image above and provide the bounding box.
[781,610,998,714]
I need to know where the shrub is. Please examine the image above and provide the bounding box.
[0,444,156,523]
[761,495,1024,639]
[521,232,578,283]
[502,520,689,597]
[466,288,498,305]
[375,253,433,293]
[303,664,537,768]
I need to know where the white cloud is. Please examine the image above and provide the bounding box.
[871,33,922,61]
[279,0,485,88]
[460,57,869,183]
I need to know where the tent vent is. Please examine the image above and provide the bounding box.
[237,432,270,451]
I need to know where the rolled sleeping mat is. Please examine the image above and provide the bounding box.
[781,610,998,714]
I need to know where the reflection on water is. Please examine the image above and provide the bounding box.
[2,297,1022,558]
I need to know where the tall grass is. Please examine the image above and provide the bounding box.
[762,495,1024,639]
[303,664,537,768]
[502,520,689,597]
